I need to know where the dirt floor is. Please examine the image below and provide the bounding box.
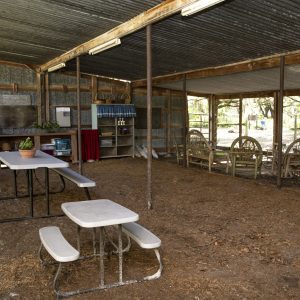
[0,157,300,299]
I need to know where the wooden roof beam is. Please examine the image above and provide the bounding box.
[132,51,300,87]
[39,0,196,72]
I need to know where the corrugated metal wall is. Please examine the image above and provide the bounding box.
[0,64,186,152]
[133,90,185,152]
[0,64,36,105]
[0,64,128,128]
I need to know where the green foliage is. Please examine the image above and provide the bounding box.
[19,137,34,150]
[32,121,60,130]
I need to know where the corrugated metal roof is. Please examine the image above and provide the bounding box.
[1,0,300,85]
[0,0,161,64]
[67,0,300,81]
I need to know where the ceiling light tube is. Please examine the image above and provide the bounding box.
[181,0,225,16]
[48,62,66,72]
[89,38,121,55]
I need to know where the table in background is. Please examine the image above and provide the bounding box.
[0,150,68,222]
[0,130,78,163]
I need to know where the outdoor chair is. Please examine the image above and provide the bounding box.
[274,138,300,178]
[230,136,263,179]
[187,130,229,173]
[173,134,184,165]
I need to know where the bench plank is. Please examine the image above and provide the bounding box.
[39,226,79,262]
[53,167,96,188]
[122,222,161,249]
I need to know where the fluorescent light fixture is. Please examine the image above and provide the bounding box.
[48,62,66,72]
[181,0,225,16]
[89,38,121,55]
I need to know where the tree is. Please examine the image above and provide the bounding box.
[254,97,274,118]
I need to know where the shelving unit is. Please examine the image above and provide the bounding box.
[0,130,78,162]
[91,104,135,159]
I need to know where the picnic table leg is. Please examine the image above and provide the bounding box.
[99,226,105,287]
[13,170,18,198]
[77,226,81,252]
[118,224,123,283]
[92,228,97,255]
[45,168,50,215]
[27,170,34,217]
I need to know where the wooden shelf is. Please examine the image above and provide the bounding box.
[92,104,135,159]
[0,130,78,163]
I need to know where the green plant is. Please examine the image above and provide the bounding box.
[32,121,60,130]
[19,137,34,150]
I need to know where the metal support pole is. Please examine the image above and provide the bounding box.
[210,95,217,148]
[45,72,50,122]
[76,56,82,175]
[183,74,188,167]
[277,56,285,188]
[273,91,278,145]
[146,24,153,210]
[166,90,171,154]
[239,97,243,138]
[36,72,43,125]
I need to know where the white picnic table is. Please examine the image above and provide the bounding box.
[61,199,139,287]
[0,150,68,220]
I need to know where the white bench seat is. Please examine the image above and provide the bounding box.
[121,222,162,281]
[122,222,161,249]
[39,226,79,263]
[52,167,96,188]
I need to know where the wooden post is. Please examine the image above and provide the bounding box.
[239,97,243,138]
[91,76,97,102]
[36,72,43,125]
[183,74,188,167]
[209,95,217,148]
[76,56,82,174]
[277,56,285,188]
[146,24,153,210]
[167,89,171,153]
[273,91,278,144]
[45,72,50,122]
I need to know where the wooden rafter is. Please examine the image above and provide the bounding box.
[39,0,196,72]
[132,51,300,88]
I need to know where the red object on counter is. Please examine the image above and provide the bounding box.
[81,130,100,161]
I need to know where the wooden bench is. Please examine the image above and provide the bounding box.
[122,222,162,280]
[38,226,79,298]
[52,167,96,200]
[187,130,229,173]
[230,136,263,179]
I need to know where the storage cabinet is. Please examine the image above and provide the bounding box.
[91,104,135,159]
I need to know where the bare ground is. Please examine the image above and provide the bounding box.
[0,157,300,299]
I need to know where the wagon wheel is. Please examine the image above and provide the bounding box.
[282,138,300,177]
[230,136,263,165]
[284,138,300,154]
[187,130,211,151]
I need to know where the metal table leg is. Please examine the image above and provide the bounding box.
[45,168,50,215]
[118,224,123,283]
[28,169,34,217]
[13,170,18,198]
[99,227,105,287]
[77,226,81,252]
